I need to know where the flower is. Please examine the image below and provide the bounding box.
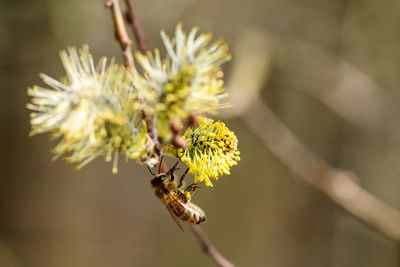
[168,117,240,187]
[133,24,231,140]
[27,46,147,173]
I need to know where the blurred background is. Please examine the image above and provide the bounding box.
[2,0,400,266]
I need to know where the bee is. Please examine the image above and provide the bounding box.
[149,159,206,230]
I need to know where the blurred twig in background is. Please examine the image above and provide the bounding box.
[272,38,400,166]
[225,30,400,242]
[105,1,235,266]
[243,98,400,241]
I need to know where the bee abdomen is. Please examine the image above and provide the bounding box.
[168,201,207,224]
[186,203,207,224]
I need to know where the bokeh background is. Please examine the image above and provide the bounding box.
[2,0,400,266]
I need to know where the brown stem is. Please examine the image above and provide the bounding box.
[243,98,400,241]
[189,225,235,267]
[105,0,135,70]
[124,0,148,54]
[170,118,188,149]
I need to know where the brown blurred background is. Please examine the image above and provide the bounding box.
[2,0,400,266]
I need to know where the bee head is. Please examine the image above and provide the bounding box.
[150,174,167,187]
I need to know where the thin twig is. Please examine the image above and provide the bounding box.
[105,0,135,70]
[124,0,148,54]
[243,98,400,241]
[189,225,235,267]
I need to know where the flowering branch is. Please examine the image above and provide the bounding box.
[105,0,237,265]
[243,98,400,241]
[27,0,239,265]
[105,0,135,70]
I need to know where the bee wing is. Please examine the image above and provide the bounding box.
[165,203,184,232]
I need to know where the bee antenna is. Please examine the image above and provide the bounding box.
[146,164,155,176]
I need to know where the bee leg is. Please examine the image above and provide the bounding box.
[178,168,190,188]
[170,159,180,172]
[184,183,200,195]
[168,159,180,181]
[183,183,200,202]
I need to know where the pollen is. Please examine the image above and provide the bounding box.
[185,191,192,202]
[173,117,240,187]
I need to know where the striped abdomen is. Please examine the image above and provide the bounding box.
[166,195,207,224]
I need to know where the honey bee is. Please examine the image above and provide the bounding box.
[149,159,206,230]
